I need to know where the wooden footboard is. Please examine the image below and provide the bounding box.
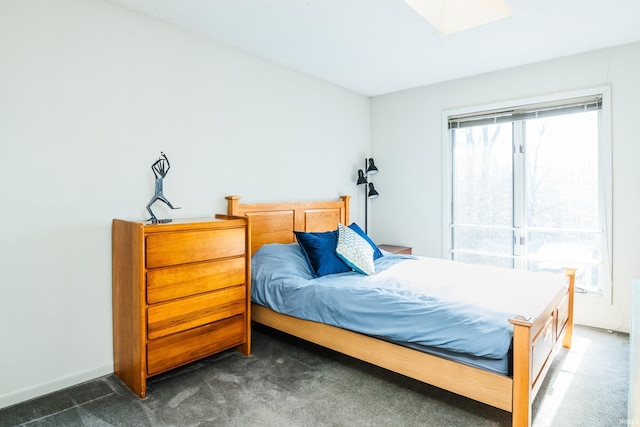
[510,267,575,426]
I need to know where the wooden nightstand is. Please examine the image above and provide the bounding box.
[378,244,412,255]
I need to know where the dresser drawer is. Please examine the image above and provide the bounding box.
[147,257,246,304]
[147,315,245,376]
[147,285,246,340]
[145,227,245,269]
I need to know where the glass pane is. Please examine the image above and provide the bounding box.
[526,230,602,290]
[453,227,514,257]
[525,112,599,229]
[526,260,601,291]
[452,124,513,226]
[523,111,602,292]
[526,230,601,264]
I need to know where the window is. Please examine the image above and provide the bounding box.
[442,87,612,301]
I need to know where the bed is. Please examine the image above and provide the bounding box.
[225,195,575,427]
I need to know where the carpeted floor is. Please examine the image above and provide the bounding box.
[0,325,629,426]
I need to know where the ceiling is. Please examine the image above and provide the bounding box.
[105,0,640,97]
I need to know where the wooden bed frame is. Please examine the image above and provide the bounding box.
[225,195,575,427]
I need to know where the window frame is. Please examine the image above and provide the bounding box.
[441,86,612,304]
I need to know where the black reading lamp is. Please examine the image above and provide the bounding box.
[356,158,380,233]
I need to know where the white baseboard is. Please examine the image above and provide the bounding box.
[0,364,113,410]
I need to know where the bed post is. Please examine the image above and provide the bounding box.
[510,319,533,427]
[340,195,351,224]
[562,268,576,349]
[226,195,241,216]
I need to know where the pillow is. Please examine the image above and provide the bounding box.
[335,223,375,275]
[294,230,351,277]
[251,243,314,280]
[348,223,383,260]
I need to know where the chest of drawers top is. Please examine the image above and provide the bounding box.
[126,216,245,232]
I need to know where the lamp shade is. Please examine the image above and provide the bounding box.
[357,169,368,185]
[366,158,379,174]
[368,183,379,199]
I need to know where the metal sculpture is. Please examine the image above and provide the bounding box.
[146,152,180,223]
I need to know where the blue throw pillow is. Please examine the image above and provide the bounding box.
[348,223,383,259]
[336,223,376,275]
[294,230,351,277]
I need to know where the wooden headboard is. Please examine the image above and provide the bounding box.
[225,195,351,254]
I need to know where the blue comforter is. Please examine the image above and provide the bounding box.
[251,243,563,360]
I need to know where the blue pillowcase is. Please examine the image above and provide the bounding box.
[294,230,351,277]
[348,223,383,260]
[336,223,376,275]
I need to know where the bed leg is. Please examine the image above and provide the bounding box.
[511,321,533,427]
[562,268,576,349]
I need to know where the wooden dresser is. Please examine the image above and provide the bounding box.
[112,215,251,398]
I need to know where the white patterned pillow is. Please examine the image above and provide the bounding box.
[335,223,375,275]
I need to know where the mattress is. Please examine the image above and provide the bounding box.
[251,243,567,375]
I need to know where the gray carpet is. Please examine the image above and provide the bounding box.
[0,325,629,426]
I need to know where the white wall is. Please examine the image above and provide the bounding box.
[0,0,370,408]
[371,42,640,334]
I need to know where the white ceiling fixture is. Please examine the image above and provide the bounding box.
[403,0,512,34]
